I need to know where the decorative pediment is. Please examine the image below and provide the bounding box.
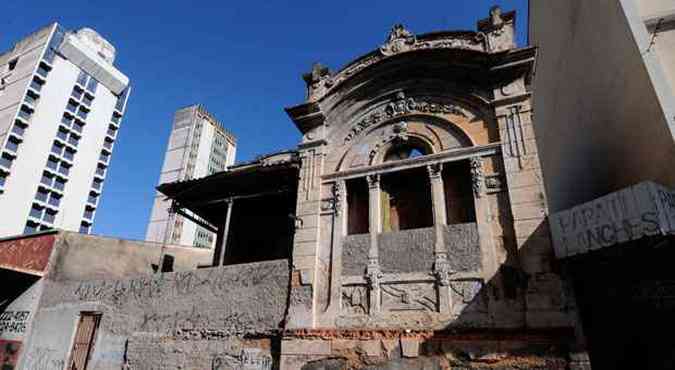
[303,28,487,102]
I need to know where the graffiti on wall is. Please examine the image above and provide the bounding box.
[22,346,64,370]
[73,267,274,304]
[0,340,21,370]
[0,311,30,335]
[0,234,55,274]
[550,182,675,258]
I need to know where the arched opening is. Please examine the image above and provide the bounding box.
[383,140,431,163]
[380,166,433,232]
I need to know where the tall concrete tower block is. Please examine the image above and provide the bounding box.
[146,105,237,248]
[0,24,131,237]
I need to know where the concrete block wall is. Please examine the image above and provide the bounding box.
[17,259,289,370]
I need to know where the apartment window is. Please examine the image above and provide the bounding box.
[46,157,59,171]
[103,140,113,151]
[79,223,91,234]
[116,87,129,111]
[17,106,31,121]
[5,138,19,153]
[63,149,75,162]
[54,177,66,191]
[83,207,94,220]
[77,107,88,120]
[71,86,83,100]
[8,59,18,71]
[85,78,98,94]
[51,142,64,156]
[67,312,101,370]
[106,127,116,138]
[111,115,120,125]
[66,100,78,113]
[43,48,56,65]
[24,93,38,106]
[57,128,69,141]
[68,135,79,147]
[35,188,49,202]
[92,179,102,191]
[12,124,26,136]
[87,193,98,205]
[37,62,50,78]
[82,94,93,107]
[76,71,88,86]
[0,173,6,188]
[99,152,109,163]
[48,194,61,207]
[30,78,43,92]
[95,165,105,177]
[29,204,42,219]
[58,163,70,176]
[24,222,38,235]
[43,210,56,224]
[0,153,14,169]
[41,172,53,187]
[61,114,73,127]
[73,120,85,134]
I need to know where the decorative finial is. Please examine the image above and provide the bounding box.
[380,24,416,56]
[489,6,504,28]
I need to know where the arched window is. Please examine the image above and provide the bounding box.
[383,141,431,163]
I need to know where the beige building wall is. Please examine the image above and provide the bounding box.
[529,0,675,213]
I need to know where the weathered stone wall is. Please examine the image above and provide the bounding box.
[19,259,289,370]
[378,227,435,273]
[127,334,276,370]
[342,234,369,276]
[281,330,573,370]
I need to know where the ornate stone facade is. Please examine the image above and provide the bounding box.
[282,6,584,370]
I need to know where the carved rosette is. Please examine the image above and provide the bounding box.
[470,157,484,198]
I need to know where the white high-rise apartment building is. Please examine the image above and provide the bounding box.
[0,24,130,237]
[146,105,236,248]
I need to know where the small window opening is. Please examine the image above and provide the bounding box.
[381,167,433,232]
[443,161,476,224]
[8,59,18,71]
[347,178,369,235]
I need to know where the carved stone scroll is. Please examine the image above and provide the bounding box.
[344,92,470,143]
[470,157,484,198]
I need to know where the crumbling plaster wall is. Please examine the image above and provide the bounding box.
[47,231,212,281]
[18,259,289,370]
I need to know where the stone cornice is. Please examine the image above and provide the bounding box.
[322,143,501,181]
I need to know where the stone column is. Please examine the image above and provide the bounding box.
[366,174,382,314]
[327,180,346,315]
[427,163,452,314]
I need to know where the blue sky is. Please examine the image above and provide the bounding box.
[2,0,528,241]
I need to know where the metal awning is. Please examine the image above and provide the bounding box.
[157,152,300,225]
